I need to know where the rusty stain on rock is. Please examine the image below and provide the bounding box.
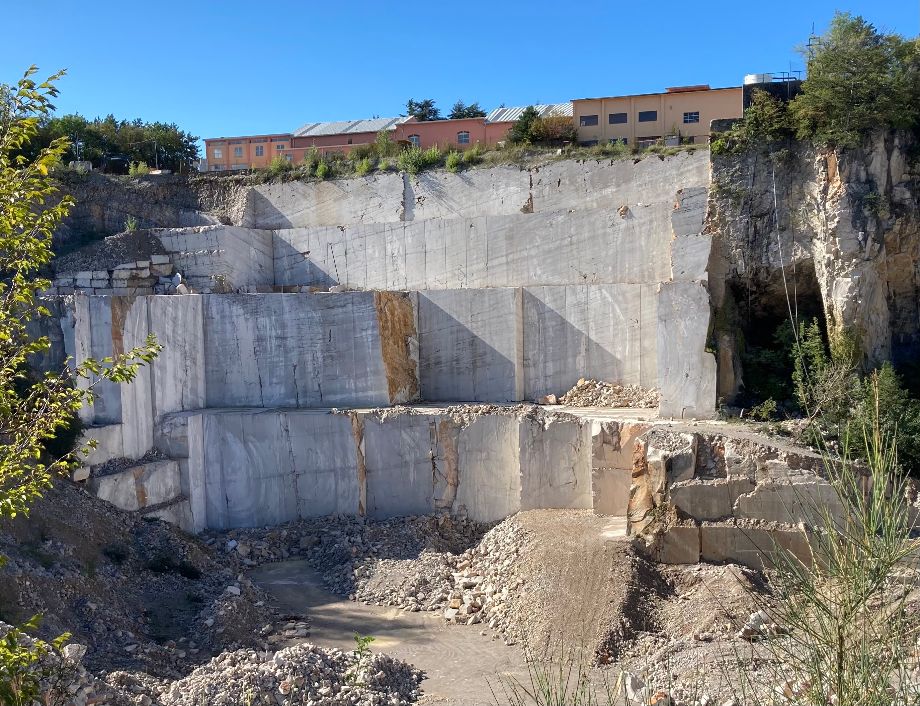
[109,296,137,356]
[349,412,367,516]
[373,291,419,404]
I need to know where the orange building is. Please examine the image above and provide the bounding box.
[203,133,292,171]
[202,104,573,170]
[572,85,742,147]
[392,104,573,150]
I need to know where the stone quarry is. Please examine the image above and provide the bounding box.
[18,137,920,704]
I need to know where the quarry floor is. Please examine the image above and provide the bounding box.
[251,512,631,706]
[251,560,529,706]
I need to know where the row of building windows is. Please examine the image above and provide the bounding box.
[212,131,473,161]
[213,145,269,159]
[407,131,470,147]
[579,110,701,127]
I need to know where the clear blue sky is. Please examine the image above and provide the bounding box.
[2,0,917,145]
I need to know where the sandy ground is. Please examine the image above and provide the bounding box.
[251,560,529,706]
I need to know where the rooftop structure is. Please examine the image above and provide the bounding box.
[293,116,411,138]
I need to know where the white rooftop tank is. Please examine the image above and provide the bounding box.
[744,73,773,85]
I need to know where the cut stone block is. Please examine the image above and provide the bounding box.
[670,478,755,521]
[657,525,701,564]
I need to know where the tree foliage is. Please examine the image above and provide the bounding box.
[791,12,920,147]
[15,112,199,172]
[448,100,486,119]
[405,98,441,122]
[1,67,161,519]
[507,106,540,144]
[711,89,794,154]
[529,116,578,144]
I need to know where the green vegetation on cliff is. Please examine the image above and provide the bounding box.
[714,12,920,152]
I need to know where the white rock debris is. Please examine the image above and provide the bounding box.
[559,378,660,408]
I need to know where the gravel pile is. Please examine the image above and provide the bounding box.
[559,378,660,408]
[213,513,533,644]
[156,644,422,706]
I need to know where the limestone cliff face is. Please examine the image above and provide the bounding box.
[51,171,242,248]
[706,131,920,398]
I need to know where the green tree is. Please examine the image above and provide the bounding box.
[18,112,199,172]
[405,98,441,122]
[791,12,920,147]
[448,100,486,119]
[507,106,540,144]
[1,68,160,701]
[2,67,161,515]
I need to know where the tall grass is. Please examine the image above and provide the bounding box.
[727,379,920,706]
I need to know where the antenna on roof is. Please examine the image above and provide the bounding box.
[806,21,824,60]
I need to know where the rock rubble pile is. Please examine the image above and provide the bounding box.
[156,644,422,706]
[559,378,660,408]
[214,513,535,645]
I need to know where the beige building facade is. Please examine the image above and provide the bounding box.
[572,85,742,146]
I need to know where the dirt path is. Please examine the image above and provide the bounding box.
[250,560,529,706]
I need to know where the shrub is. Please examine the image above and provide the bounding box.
[315,160,329,180]
[507,106,540,144]
[377,158,391,172]
[422,145,442,167]
[463,143,482,165]
[128,160,150,176]
[853,363,920,477]
[354,157,373,176]
[395,145,444,174]
[711,89,794,154]
[530,116,577,144]
[445,151,461,173]
[350,143,376,161]
[375,130,398,158]
[124,215,138,232]
[265,155,294,180]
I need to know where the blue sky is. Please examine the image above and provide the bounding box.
[2,0,917,145]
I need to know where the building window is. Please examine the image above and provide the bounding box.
[578,140,599,147]
[347,138,353,144]
[638,110,658,122]
[255,145,264,157]
[212,148,223,159]
[609,137,628,145]
[284,154,292,162]
[270,137,287,142]
[608,112,627,124]
[579,115,599,127]
[233,146,243,157]
[683,111,700,124]
[408,134,420,146]
[276,143,286,150]
[457,131,470,144]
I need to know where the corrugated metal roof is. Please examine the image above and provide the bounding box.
[293,116,411,138]
[485,103,573,123]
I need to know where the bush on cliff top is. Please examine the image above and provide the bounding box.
[792,12,920,148]
[714,13,920,153]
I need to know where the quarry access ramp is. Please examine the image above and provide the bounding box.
[46,152,842,569]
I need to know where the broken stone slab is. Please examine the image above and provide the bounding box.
[670,477,755,521]
[700,523,812,569]
[733,480,842,525]
[88,459,181,512]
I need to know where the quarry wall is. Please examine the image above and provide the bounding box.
[57,152,728,535]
